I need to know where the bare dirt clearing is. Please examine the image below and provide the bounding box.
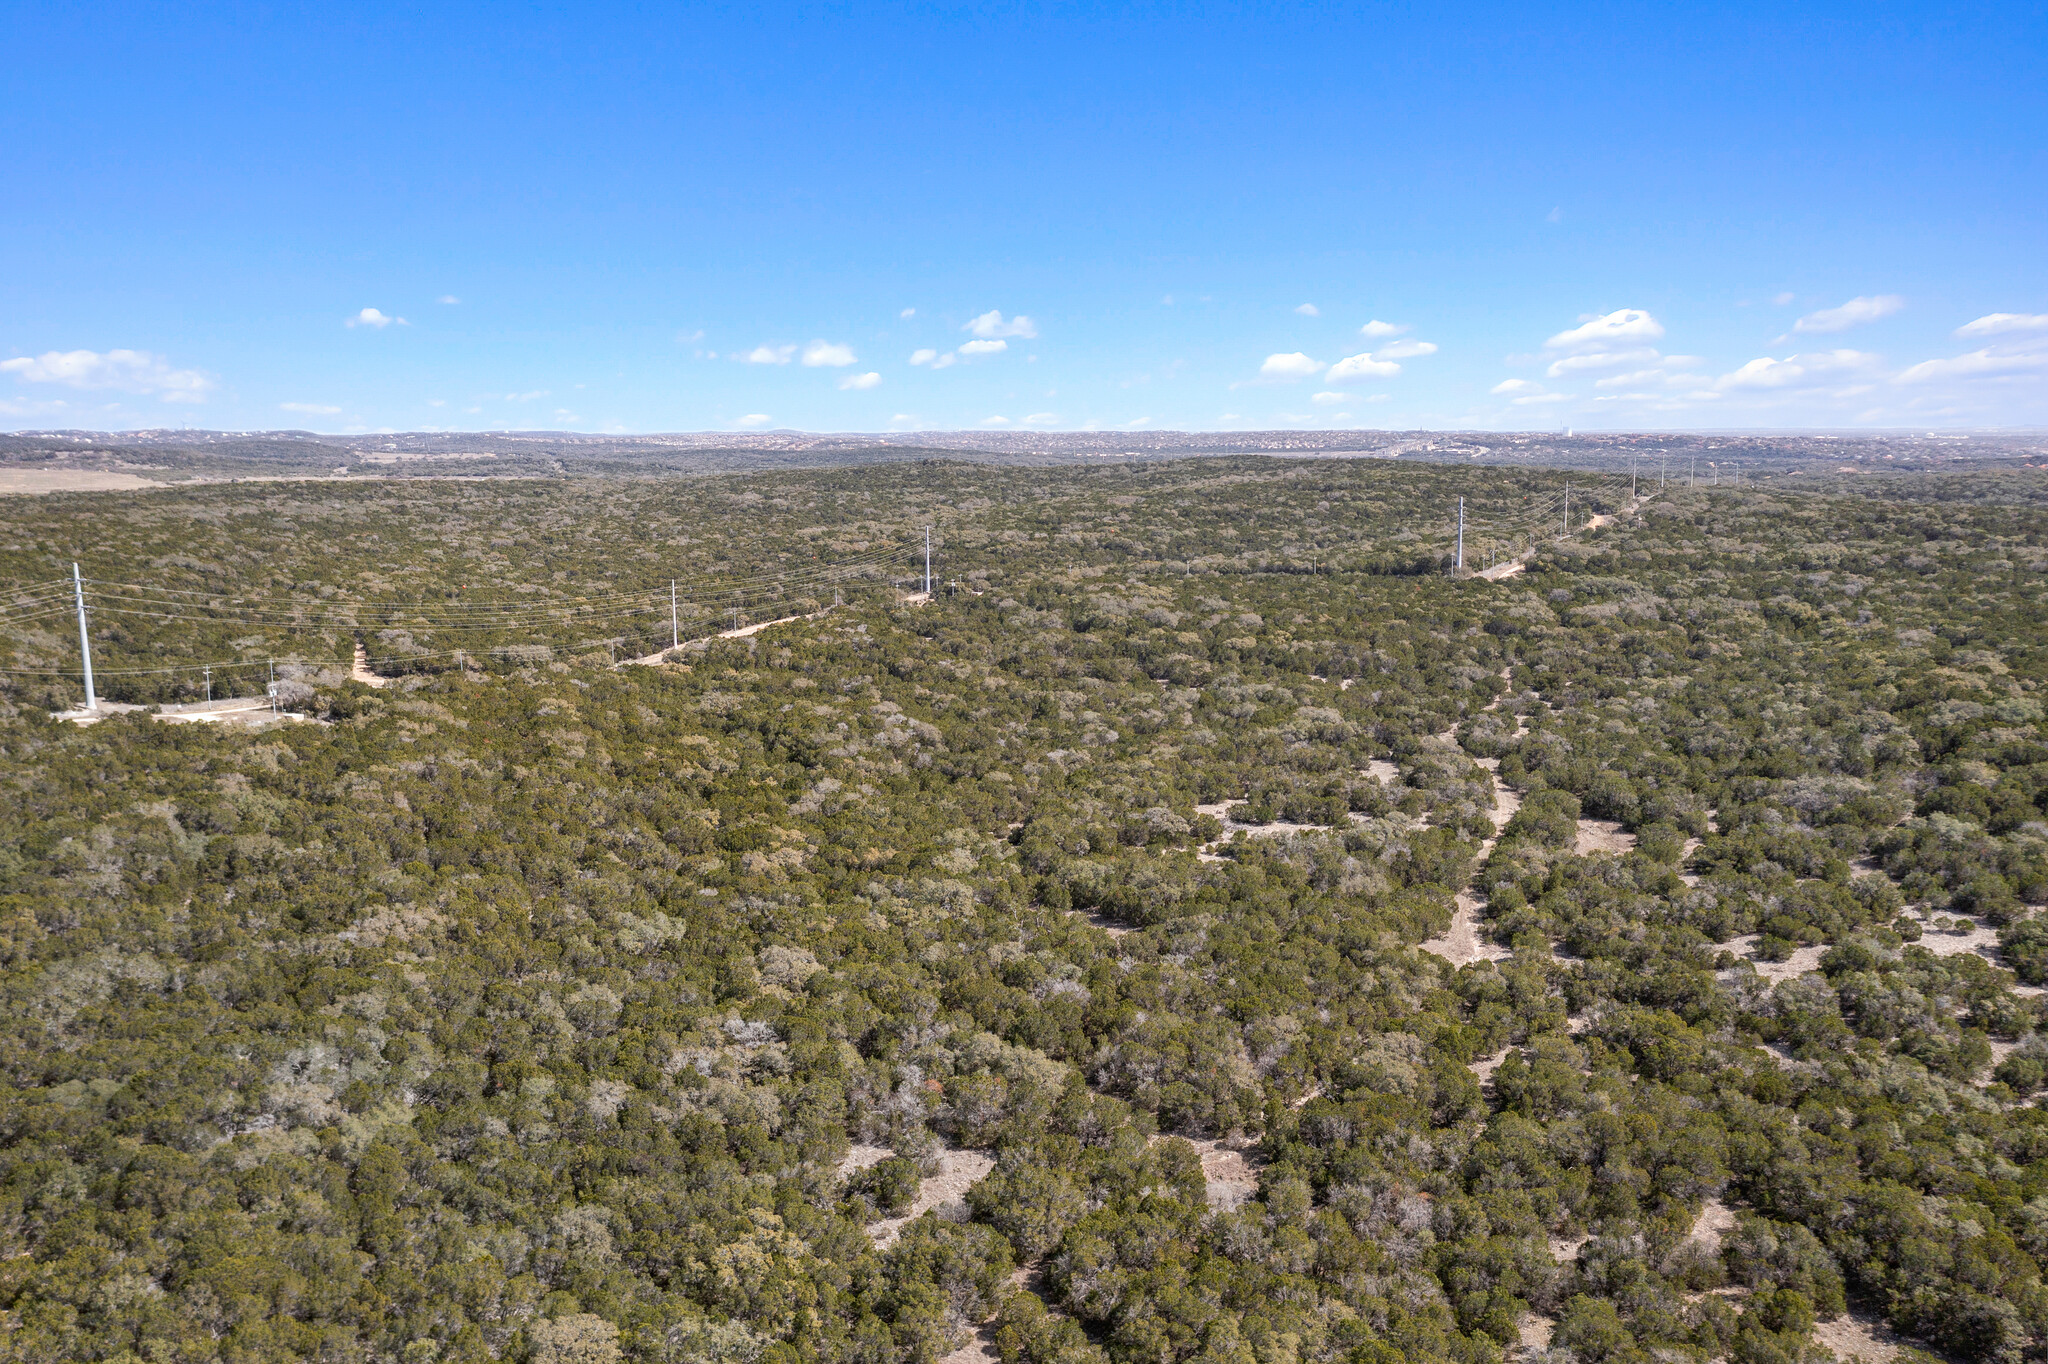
[0,470,169,494]
[868,1148,994,1250]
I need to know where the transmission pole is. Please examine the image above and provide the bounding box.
[1563,483,1570,538]
[671,579,678,651]
[923,526,932,595]
[72,563,96,712]
[1456,497,1464,573]
[1631,456,1637,501]
[204,666,212,704]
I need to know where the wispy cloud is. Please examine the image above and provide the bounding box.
[1311,391,1349,405]
[1895,347,2048,384]
[346,307,406,328]
[965,311,1037,339]
[802,340,858,367]
[979,415,1010,426]
[279,401,341,414]
[733,413,772,428]
[1791,295,1902,335]
[899,307,916,319]
[1717,349,1881,391]
[958,339,1008,356]
[909,348,957,370]
[1294,303,1320,317]
[0,348,215,402]
[1547,347,1660,377]
[742,344,796,364]
[838,371,882,390]
[1373,339,1437,360]
[1955,312,2048,338]
[437,295,461,305]
[1360,320,1407,338]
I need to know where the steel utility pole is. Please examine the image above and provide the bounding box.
[1690,454,1696,487]
[72,563,95,711]
[1631,456,1637,501]
[1563,482,1570,537]
[923,526,932,595]
[1456,497,1464,572]
[671,580,678,651]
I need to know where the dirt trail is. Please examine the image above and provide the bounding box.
[1419,755,1518,966]
[624,606,833,666]
[351,643,389,688]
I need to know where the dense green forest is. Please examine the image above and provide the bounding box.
[3,457,2048,1364]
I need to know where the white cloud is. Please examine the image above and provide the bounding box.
[1895,347,2048,384]
[908,348,938,366]
[1260,352,1323,379]
[0,348,215,402]
[743,344,796,364]
[1374,338,1437,360]
[1772,292,1797,306]
[505,389,550,401]
[1716,349,1880,391]
[1792,295,1903,334]
[1546,309,1664,352]
[1023,412,1059,425]
[1547,347,1660,377]
[733,414,772,428]
[1294,303,1320,316]
[959,339,1009,356]
[802,340,858,367]
[1514,392,1573,405]
[1360,320,1407,338]
[1595,368,1705,389]
[965,310,1038,339]
[1490,378,1542,395]
[1326,352,1399,382]
[979,415,1010,426]
[1311,391,1349,405]
[899,307,916,319]
[839,371,882,390]
[437,295,460,305]
[1955,313,2048,338]
[347,307,406,328]
[279,402,341,415]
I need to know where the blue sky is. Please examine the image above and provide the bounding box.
[3,2,2044,434]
